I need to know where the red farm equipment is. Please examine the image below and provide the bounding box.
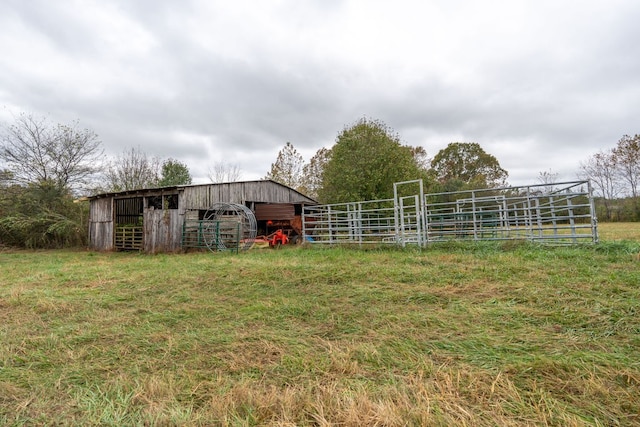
[253,203,307,247]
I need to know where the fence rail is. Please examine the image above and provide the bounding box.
[182,220,242,253]
[302,180,598,246]
[115,225,143,250]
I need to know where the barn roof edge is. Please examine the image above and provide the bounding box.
[87,179,317,203]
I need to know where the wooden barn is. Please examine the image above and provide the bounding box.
[87,180,316,253]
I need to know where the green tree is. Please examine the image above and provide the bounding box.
[158,158,192,187]
[0,113,100,248]
[265,142,305,189]
[430,142,508,190]
[0,168,12,187]
[0,180,89,248]
[319,118,423,203]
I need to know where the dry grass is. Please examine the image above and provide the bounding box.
[0,223,639,425]
[598,222,640,242]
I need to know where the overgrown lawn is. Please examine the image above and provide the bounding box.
[1,223,639,426]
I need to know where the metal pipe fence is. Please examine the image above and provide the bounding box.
[302,180,598,246]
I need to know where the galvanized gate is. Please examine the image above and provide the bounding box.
[302,180,598,246]
[394,180,427,247]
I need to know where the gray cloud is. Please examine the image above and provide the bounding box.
[1,0,639,187]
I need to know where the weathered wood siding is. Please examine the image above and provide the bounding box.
[88,197,114,251]
[143,208,183,253]
[88,180,315,253]
[181,181,314,211]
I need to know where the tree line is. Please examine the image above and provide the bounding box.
[266,118,640,221]
[267,120,640,222]
[2,112,638,248]
[266,118,508,203]
[0,113,193,248]
[578,135,640,221]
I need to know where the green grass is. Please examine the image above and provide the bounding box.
[0,223,639,426]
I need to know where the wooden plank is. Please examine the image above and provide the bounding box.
[115,226,143,250]
[144,209,182,253]
[89,222,113,251]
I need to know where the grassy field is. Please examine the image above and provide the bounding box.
[1,223,639,426]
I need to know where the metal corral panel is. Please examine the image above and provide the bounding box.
[254,203,295,220]
[303,180,598,246]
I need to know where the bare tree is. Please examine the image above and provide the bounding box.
[537,169,559,193]
[612,134,640,198]
[103,147,160,191]
[0,113,102,192]
[300,147,331,199]
[579,149,620,220]
[265,142,305,189]
[207,161,242,183]
[410,146,430,171]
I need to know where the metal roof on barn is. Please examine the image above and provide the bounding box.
[89,179,317,205]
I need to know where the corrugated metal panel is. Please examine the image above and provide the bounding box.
[254,203,295,220]
[181,181,315,210]
[89,181,315,204]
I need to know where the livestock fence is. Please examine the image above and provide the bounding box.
[181,203,258,253]
[302,180,598,246]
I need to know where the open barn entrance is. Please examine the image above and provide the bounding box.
[254,203,305,244]
[114,193,180,251]
[114,197,143,250]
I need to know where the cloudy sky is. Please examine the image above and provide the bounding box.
[1,0,639,188]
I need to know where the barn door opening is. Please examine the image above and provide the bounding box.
[114,197,144,250]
